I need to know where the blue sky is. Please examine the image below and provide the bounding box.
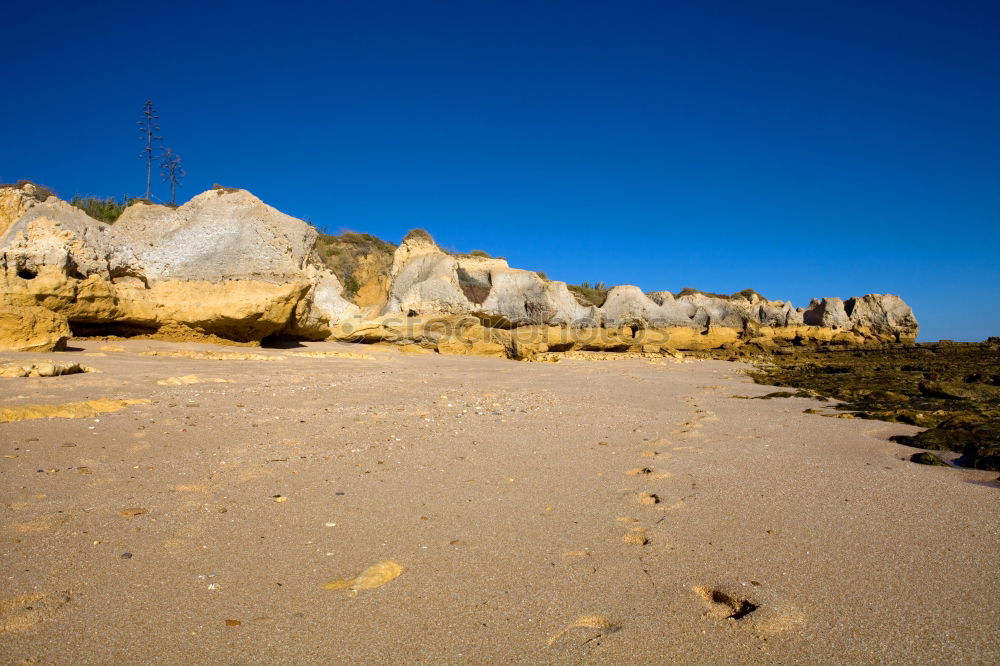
[2,0,998,341]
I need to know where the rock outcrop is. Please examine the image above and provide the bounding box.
[112,190,316,283]
[0,184,919,356]
[358,232,917,352]
[385,231,471,315]
[0,305,70,351]
[0,183,46,238]
[844,294,919,341]
[0,188,354,342]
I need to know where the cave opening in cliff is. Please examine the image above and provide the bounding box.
[260,334,308,349]
[68,321,161,338]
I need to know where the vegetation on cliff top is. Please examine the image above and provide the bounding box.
[678,287,766,301]
[314,231,397,297]
[568,281,610,307]
[0,180,57,200]
[403,228,434,243]
[69,195,143,223]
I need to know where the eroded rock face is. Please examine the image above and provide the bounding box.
[845,294,919,342]
[368,232,918,354]
[113,190,316,282]
[0,183,46,238]
[478,268,597,326]
[287,266,360,339]
[0,184,918,351]
[0,305,70,351]
[0,189,332,341]
[603,287,696,328]
[803,297,851,329]
[385,234,471,315]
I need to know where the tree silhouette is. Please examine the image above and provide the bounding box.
[137,101,162,200]
[159,148,186,205]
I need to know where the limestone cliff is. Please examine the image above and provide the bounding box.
[0,184,918,356]
[0,188,355,342]
[0,182,48,238]
[359,232,918,351]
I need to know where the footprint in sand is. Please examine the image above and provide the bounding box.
[623,527,649,545]
[693,585,759,620]
[671,423,703,439]
[692,584,804,636]
[547,615,621,646]
[626,467,671,480]
[693,409,718,422]
[637,492,660,505]
[0,591,73,633]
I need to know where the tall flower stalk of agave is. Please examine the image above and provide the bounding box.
[159,148,185,205]
[137,100,162,201]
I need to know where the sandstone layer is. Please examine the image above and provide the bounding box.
[0,184,918,355]
[0,305,71,352]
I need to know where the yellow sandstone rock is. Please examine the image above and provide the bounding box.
[323,560,404,595]
[0,398,150,423]
[156,375,235,386]
[0,305,71,352]
[0,361,93,377]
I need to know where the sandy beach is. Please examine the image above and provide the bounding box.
[1,340,997,664]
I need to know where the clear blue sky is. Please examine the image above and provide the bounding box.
[3,1,998,341]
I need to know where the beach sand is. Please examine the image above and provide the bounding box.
[1,339,997,664]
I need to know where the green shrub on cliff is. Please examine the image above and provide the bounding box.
[314,231,397,297]
[568,281,609,307]
[0,180,57,200]
[69,195,140,223]
[676,287,766,301]
[403,228,434,243]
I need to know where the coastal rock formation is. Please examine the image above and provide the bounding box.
[359,232,917,354]
[286,266,360,339]
[0,188,352,341]
[606,287,698,328]
[844,294,919,341]
[0,182,46,237]
[112,190,316,282]
[0,184,919,354]
[385,231,471,315]
[475,264,597,327]
[0,305,70,351]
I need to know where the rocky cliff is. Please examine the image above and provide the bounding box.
[0,185,918,355]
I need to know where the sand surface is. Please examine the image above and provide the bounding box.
[0,340,997,664]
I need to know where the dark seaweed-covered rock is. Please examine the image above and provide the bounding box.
[910,452,949,466]
[748,341,1000,471]
[918,381,1000,401]
[892,423,1000,471]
